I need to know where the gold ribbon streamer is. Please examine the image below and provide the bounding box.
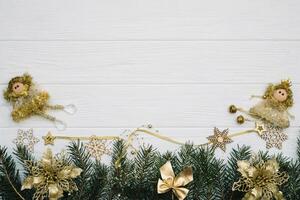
[42,132,121,145]
[157,161,193,200]
[127,128,257,148]
[43,126,259,148]
[44,125,263,171]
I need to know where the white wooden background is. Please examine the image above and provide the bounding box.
[0,0,299,160]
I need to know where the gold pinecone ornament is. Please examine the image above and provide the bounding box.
[21,148,82,200]
[232,159,288,200]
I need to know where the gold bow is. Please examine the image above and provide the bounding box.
[157,161,193,200]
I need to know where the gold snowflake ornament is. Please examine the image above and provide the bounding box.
[259,123,288,149]
[85,136,110,160]
[13,129,39,152]
[207,127,233,152]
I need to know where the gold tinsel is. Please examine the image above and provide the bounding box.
[3,74,76,129]
[11,91,50,122]
[21,148,82,200]
[3,73,57,122]
[232,159,289,200]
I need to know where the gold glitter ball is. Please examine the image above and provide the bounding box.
[229,105,237,113]
[236,115,245,124]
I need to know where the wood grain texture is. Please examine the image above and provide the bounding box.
[0,84,299,128]
[0,41,299,84]
[0,0,299,160]
[0,0,300,40]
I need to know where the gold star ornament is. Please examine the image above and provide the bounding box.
[42,132,56,145]
[254,122,266,135]
[207,127,233,152]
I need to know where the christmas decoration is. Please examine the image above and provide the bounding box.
[42,132,56,145]
[249,80,293,128]
[41,122,282,154]
[13,129,39,153]
[157,161,193,200]
[258,123,288,149]
[3,73,76,130]
[85,136,110,160]
[21,148,82,200]
[0,74,297,200]
[207,127,233,152]
[254,122,266,135]
[228,79,294,149]
[232,159,289,200]
[0,138,299,200]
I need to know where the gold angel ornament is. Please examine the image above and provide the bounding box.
[249,80,293,128]
[157,161,193,200]
[3,73,76,130]
[229,80,294,149]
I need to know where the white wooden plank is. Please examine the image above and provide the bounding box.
[0,0,300,40]
[0,41,300,84]
[0,127,299,160]
[0,84,299,128]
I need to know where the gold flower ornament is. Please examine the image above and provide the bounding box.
[232,159,289,200]
[21,148,82,200]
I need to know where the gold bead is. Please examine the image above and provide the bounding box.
[236,115,245,124]
[131,150,136,155]
[229,105,237,113]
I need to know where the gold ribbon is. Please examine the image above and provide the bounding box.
[157,161,193,200]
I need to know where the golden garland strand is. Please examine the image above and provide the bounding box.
[41,123,268,170]
[42,124,263,147]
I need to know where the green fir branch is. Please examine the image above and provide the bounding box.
[188,146,225,200]
[108,139,130,199]
[67,141,94,200]
[224,145,252,200]
[13,145,36,199]
[127,145,159,199]
[87,161,108,199]
[0,146,25,200]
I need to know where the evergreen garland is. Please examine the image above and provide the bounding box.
[0,137,300,200]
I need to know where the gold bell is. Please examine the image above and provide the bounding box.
[236,115,245,124]
[229,105,237,113]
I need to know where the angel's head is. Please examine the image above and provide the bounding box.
[264,79,293,109]
[3,73,33,102]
